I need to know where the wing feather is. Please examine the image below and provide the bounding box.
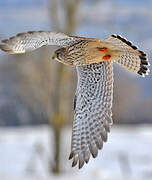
[70,61,113,168]
[0,31,80,54]
[104,34,150,76]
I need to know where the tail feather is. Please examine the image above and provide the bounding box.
[105,34,150,77]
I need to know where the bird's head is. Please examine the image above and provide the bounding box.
[52,48,65,61]
[52,48,74,66]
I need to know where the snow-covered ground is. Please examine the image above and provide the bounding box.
[0,125,152,180]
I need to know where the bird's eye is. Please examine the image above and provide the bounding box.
[52,52,60,60]
[56,52,60,58]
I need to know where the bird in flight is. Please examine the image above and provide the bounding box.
[0,31,150,169]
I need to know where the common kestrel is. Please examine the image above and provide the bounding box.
[0,31,150,169]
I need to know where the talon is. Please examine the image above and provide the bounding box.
[98,47,108,53]
[103,55,111,60]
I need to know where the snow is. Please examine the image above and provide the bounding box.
[0,125,152,180]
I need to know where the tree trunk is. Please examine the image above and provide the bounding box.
[52,126,61,174]
[48,0,81,174]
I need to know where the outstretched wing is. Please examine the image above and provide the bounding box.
[104,34,150,77]
[69,61,113,169]
[0,31,80,54]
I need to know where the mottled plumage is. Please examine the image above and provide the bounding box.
[0,31,150,169]
[70,62,113,168]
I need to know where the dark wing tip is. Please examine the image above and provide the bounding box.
[1,39,9,43]
[16,32,26,37]
[69,151,74,160]
[111,34,150,77]
[111,34,117,38]
[111,34,139,50]
[138,52,150,77]
[79,159,84,169]
[138,50,147,56]
[69,151,90,169]
[72,159,78,167]
[0,44,14,54]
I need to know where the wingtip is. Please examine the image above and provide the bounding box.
[138,68,150,77]
[147,62,151,66]
[72,160,77,167]
[0,44,13,54]
[142,74,145,78]
[138,52,150,77]
[78,160,84,169]
[69,151,73,160]
[0,44,25,54]
[1,38,9,44]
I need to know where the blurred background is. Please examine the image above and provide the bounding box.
[0,0,152,180]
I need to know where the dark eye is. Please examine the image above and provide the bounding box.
[56,52,60,58]
[53,52,60,60]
